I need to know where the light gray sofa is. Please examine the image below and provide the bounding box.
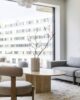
[50,57,80,84]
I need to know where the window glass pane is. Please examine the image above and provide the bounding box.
[0,1,54,67]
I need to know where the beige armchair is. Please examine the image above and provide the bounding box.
[0,67,34,100]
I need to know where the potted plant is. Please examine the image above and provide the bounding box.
[27,31,54,72]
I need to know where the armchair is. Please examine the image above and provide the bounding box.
[0,67,34,100]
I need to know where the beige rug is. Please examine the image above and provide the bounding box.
[0,80,80,100]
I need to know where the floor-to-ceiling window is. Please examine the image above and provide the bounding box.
[0,0,55,67]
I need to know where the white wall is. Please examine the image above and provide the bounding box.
[66,0,80,58]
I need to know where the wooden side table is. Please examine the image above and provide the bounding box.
[23,68,64,93]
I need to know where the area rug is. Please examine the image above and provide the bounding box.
[0,80,80,100]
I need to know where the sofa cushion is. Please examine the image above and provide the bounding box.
[67,57,80,67]
[53,66,79,77]
[75,70,80,78]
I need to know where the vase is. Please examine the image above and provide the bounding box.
[31,58,40,72]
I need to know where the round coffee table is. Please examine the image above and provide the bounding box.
[23,68,64,93]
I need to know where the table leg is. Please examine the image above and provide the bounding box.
[25,74,51,93]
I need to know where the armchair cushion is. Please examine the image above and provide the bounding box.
[0,81,32,96]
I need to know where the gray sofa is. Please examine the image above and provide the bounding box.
[50,57,80,84]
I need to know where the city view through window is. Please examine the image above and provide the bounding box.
[0,1,54,67]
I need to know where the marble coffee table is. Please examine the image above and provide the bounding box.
[23,68,64,93]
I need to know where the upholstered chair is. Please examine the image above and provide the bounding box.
[0,67,34,100]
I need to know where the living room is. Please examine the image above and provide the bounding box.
[0,0,80,100]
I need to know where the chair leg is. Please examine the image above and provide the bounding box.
[11,96,17,100]
[32,86,34,100]
[11,77,17,100]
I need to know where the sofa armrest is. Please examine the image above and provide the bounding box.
[47,60,67,68]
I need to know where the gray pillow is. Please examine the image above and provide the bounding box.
[67,57,80,67]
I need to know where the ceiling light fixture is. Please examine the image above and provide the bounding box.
[16,0,38,8]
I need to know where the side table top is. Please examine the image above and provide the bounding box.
[23,68,64,76]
